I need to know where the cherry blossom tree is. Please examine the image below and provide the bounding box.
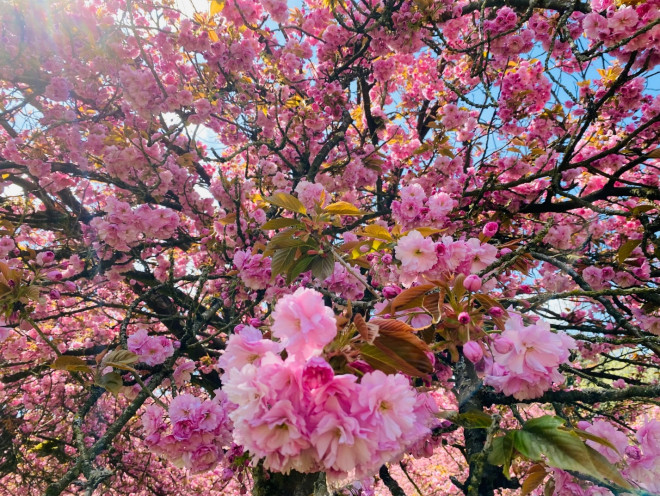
[1,0,660,495]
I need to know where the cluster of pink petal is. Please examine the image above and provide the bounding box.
[127,328,175,366]
[222,353,435,482]
[323,262,365,301]
[141,392,234,473]
[554,417,660,494]
[484,313,576,400]
[270,287,337,358]
[394,231,497,286]
[626,419,660,493]
[233,249,271,290]
[218,288,436,482]
[88,197,179,253]
[391,183,458,230]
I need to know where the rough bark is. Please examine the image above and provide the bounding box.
[252,464,329,496]
[455,358,519,496]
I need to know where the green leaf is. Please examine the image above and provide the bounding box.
[573,429,620,453]
[96,371,123,394]
[264,228,306,255]
[310,254,335,280]
[632,204,655,216]
[514,416,631,489]
[265,193,307,215]
[617,239,641,264]
[261,217,303,230]
[489,432,515,478]
[288,255,314,282]
[455,410,493,429]
[50,356,92,373]
[102,349,139,371]
[271,247,299,280]
[323,201,365,216]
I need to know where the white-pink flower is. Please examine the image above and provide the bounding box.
[395,230,437,273]
[271,288,337,358]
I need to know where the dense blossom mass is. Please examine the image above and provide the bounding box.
[0,0,660,495]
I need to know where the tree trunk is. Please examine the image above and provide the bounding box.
[455,358,518,496]
[252,463,329,496]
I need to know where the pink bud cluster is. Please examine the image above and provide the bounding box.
[219,288,437,482]
[484,313,576,400]
[141,392,234,473]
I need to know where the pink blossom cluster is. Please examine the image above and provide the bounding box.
[219,288,437,481]
[323,262,365,301]
[294,179,328,211]
[391,183,457,230]
[88,198,180,252]
[626,419,660,493]
[141,392,234,473]
[558,418,660,494]
[233,249,271,290]
[128,328,175,366]
[394,230,497,286]
[484,313,576,400]
[497,60,551,122]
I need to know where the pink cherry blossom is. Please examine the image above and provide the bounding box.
[271,288,337,358]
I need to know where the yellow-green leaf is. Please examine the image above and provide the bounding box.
[51,356,92,373]
[216,213,236,226]
[96,371,123,394]
[632,204,656,216]
[265,192,307,215]
[408,227,445,237]
[455,410,494,429]
[261,217,303,230]
[323,201,366,216]
[102,349,139,371]
[210,0,225,15]
[358,224,392,241]
[617,239,641,265]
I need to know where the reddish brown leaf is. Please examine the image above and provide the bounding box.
[390,284,436,314]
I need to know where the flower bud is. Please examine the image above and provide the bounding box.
[489,307,504,318]
[458,311,470,325]
[493,336,514,354]
[483,222,498,237]
[46,270,63,281]
[36,251,55,266]
[464,274,482,292]
[625,446,641,460]
[463,341,483,363]
[382,286,401,299]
